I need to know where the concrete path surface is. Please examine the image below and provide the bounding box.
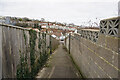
[36,44,82,78]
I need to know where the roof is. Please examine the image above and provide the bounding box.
[101,16,120,21]
[81,29,99,32]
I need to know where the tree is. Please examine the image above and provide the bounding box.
[41,18,45,22]
[34,23,39,28]
[23,17,31,21]
[18,18,23,21]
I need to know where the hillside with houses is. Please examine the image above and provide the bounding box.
[0,16,82,40]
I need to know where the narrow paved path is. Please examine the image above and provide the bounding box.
[36,44,81,78]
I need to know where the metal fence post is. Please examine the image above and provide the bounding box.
[50,35,52,54]
[69,33,71,54]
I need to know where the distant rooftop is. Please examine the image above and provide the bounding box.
[81,29,99,32]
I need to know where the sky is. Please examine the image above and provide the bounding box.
[0,0,119,26]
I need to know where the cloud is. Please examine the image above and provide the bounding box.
[1,0,119,3]
[0,0,119,25]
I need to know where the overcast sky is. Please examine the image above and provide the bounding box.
[0,0,119,25]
